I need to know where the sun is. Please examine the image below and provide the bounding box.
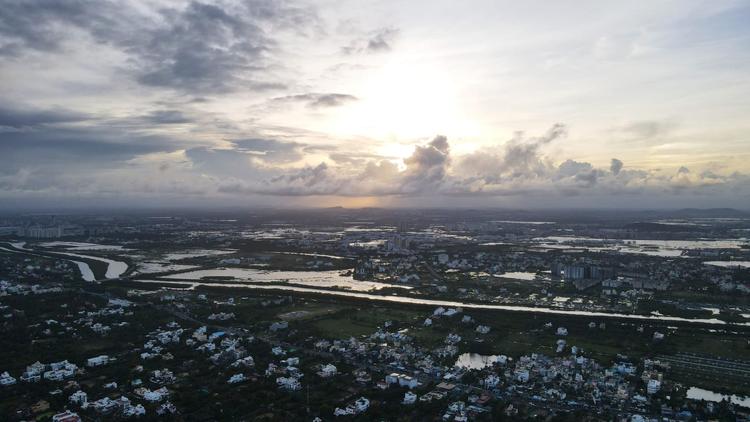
[331,53,482,143]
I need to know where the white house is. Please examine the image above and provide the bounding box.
[140,387,169,402]
[283,357,300,366]
[443,308,460,317]
[334,407,354,416]
[20,372,41,383]
[87,355,110,367]
[647,379,661,394]
[484,374,500,389]
[0,371,17,386]
[122,403,146,417]
[354,397,370,412]
[231,356,255,368]
[276,376,302,391]
[69,390,87,406]
[385,373,418,389]
[403,391,417,405]
[445,333,462,344]
[317,364,337,378]
[228,373,247,384]
[270,321,289,331]
[143,390,163,402]
[51,410,81,422]
[556,327,568,336]
[492,355,508,365]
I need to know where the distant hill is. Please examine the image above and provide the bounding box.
[624,222,703,232]
[671,208,749,218]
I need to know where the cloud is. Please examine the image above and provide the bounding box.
[0,123,193,195]
[216,135,454,197]
[0,1,102,56]
[0,104,89,128]
[400,135,451,193]
[141,110,193,125]
[1,0,319,94]
[620,120,676,139]
[246,162,345,196]
[556,159,601,187]
[342,27,398,55]
[131,1,317,94]
[455,123,567,185]
[270,93,358,109]
[0,104,198,195]
[610,158,624,175]
[232,138,306,163]
[0,104,746,206]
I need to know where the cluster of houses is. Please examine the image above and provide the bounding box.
[265,353,303,391]
[333,397,370,416]
[294,304,743,420]
[0,279,63,296]
[19,360,78,383]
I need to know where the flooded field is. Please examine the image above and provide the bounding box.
[162,267,411,292]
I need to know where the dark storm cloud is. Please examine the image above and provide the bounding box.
[0,104,90,128]
[0,124,192,194]
[1,0,319,94]
[142,110,193,125]
[270,93,358,108]
[0,0,105,56]
[0,103,189,177]
[129,0,320,93]
[0,126,183,174]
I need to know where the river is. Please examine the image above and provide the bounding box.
[0,246,96,282]
[5,242,127,280]
[131,278,743,326]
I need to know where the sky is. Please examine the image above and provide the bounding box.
[1,0,749,209]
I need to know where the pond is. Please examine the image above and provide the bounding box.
[686,387,750,408]
[493,272,543,281]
